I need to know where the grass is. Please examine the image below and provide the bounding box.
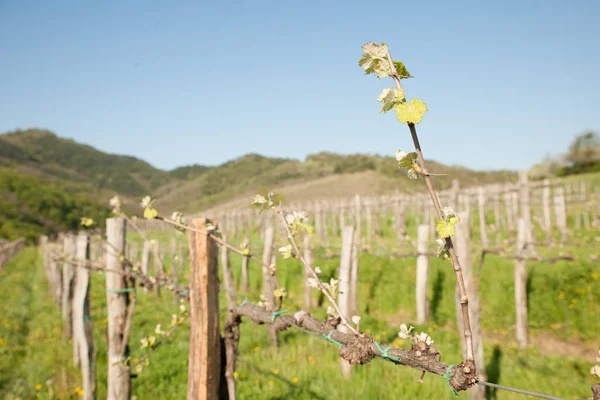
[1,222,599,399]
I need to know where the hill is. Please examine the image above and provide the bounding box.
[0,128,517,217]
[0,169,110,242]
[154,152,517,213]
[0,129,172,197]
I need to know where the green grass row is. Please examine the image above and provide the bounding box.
[1,238,599,399]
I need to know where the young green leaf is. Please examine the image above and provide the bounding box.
[359,42,392,79]
[393,60,412,79]
[394,99,428,124]
[436,220,456,238]
[144,207,158,220]
[377,87,405,113]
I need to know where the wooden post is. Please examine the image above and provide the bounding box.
[395,201,405,247]
[374,208,381,238]
[141,241,151,293]
[504,189,515,232]
[332,204,339,237]
[493,192,501,231]
[415,225,430,324]
[315,202,323,242]
[454,212,486,400]
[49,243,63,307]
[74,233,96,400]
[220,235,239,400]
[105,218,130,400]
[241,237,250,292]
[518,171,533,246]
[187,218,221,400]
[262,227,278,347]
[62,234,76,340]
[514,218,529,348]
[303,233,313,308]
[477,187,489,248]
[554,186,568,242]
[153,241,162,299]
[542,179,552,241]
[261,227,275,310]
[366,204,373,250]
[170,238,180,304]
[321,201,331,254]
[354,195,362,244]
[337,225,355,379]
[351,195,361,315]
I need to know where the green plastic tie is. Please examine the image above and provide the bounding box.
[323,329,343,347]
[443,364,459,398]
[107,288,136,293]
[271,309,289,323]
[373,341,401,362]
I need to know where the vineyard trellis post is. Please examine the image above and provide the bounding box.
[241,236,250,292]
[303,233,313,308]
[62,233,76,340]
[105,218,131,400]
[454,212,486,400]
[518,171,533,247]
[261,225,278,347]
[187,217,221,400]
[415,224,430,324]
[141,240,151,293]
[337,225,355,378]
[74,232,96,400]
[514,218,529,348]
[478,187,489,248]
[220,234,239,400]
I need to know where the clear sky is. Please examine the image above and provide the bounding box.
[1,0,598,171]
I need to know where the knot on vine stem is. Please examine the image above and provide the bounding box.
[448,359,478,394]
[589,383,600,400]
[322,316,341,331]
[339,335,375,365]
[411,341,440,360]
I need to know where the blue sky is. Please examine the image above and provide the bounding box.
[1,0,598,171]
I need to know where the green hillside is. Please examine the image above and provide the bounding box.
[0,169,109,242]
[154,152,517,213]
[0,129,171,196]
[0,128,518,219]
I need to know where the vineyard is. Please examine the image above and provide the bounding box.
[1,43,600,400]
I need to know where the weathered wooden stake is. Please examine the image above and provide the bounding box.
[262,227,278,347]
[518,171,533,246]
[105,218,130,400]
[394,200,406,247]
[415,224,430,324]
[514,218,529,348]
[187,218,221,400]
[542,179,552,241]
[220,235,239,400]
[554,186,568,242]
[338,225,355,379]
[454,212,486,400]
[478,187,489,248]
[74,233,96,400]
[141,240,151,293]
[62,234,76,340]
[170,237,180,304]
[241,237,250,292]
[303,233,313,308]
